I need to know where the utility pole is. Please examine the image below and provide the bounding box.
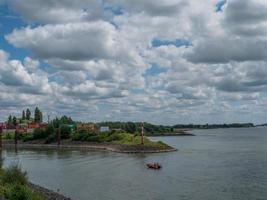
[14,125,18,153]
[48,115,50,124]
[141,122,144,145]
[0,126,2,149]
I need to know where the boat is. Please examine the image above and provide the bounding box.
[146,163,162,170]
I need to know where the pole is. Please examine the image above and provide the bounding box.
[15,126,18,153]
[141,122,144,145]
[15,126,18,145]
[0,126,2,149]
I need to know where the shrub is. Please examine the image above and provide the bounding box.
[71,130,98,142]
[2,164,27,185]
[3,132,15,140]
[21,134,33,142]
[33,128,48,140]
[60,125,72,139]
[5,184,46,200]
[6,184,30,200]
[44,133,57,144]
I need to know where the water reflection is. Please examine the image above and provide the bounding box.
[2,127,267,200]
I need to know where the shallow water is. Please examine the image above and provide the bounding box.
[2,127,267,200]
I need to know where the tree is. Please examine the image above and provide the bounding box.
[125,122,136,134]
[7,115,12,126]
[12,116,17,126]
[26,109,31,120]
[22,110,26,120]
[34,107,43,123]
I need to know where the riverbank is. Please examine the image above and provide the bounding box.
[28,182,71,200]
[2,140,177,153]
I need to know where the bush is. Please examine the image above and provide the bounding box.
[60,125,72,139]
[21,134,34,142]
[33,128,48,140]
[5,184,46,200]
[3,132,15,140]
[2,165,27,185]
[44,133,56,144]
[6,184,30,200]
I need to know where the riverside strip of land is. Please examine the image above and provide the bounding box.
[2,139,177,153]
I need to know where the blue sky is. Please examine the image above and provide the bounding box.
[0,0,267,125]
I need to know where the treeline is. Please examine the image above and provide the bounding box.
[173,123,254,129]
[97,122,173,134]
[7,107,43,126]
[97,122,254,135]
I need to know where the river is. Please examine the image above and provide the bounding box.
[2,127,267,200]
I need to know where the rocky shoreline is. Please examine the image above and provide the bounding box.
[2,140,177,153]
[28,182,71,200]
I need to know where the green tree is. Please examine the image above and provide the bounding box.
[26,109,31,120]
[7,115,13,126]
[22,110,26,120]
[125,122,136,134]
[34,107,43,123]
[12,116,17,126]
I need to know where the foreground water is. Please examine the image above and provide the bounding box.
[2,127,267,200]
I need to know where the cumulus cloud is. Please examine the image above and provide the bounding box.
[0,50,51,94]
[2,0,267,124]
[7,0,105,23]
[5,22,119,60]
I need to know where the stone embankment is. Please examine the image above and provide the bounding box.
[3,140,177,153]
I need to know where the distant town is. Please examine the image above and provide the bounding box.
[0,107,256,137]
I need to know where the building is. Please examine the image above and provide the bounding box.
[28,122,40,129]
[100,126,109,133]
[0,123,6,129]
[76,123,96,132]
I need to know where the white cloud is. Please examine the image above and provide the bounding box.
[2,0,267,124]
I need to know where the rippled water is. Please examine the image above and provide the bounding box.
[2,127,267,200]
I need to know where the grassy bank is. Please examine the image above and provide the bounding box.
[5,130,169,148]
[72,132,168,147]
[0,165,46,200]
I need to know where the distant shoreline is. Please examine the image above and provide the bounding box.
[147,131,195,137]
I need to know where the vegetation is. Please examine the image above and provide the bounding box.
[26,109,31,120]
[97,122,254,135]
[71,131,166,147]
[173,123,254,129]
[34,107,43,123]
[0,164,47,200]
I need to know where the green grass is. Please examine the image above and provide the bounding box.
[109,133,167,147]
[0,164,47,200]
[2,132,15,140]
[71,131,168,147]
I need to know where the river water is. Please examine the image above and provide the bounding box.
[2,127,267,200]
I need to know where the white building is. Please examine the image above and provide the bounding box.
[100,126,109,132]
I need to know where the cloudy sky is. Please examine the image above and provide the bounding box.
[0,0,267,125]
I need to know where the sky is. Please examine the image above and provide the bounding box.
[0,0,267,125]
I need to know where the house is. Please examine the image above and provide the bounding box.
[0,123,6,130]
[28,122,40,129]
[100,126,109,133]
[39,123,48,128]
[18,123,28,133]
[77,123,96,132]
